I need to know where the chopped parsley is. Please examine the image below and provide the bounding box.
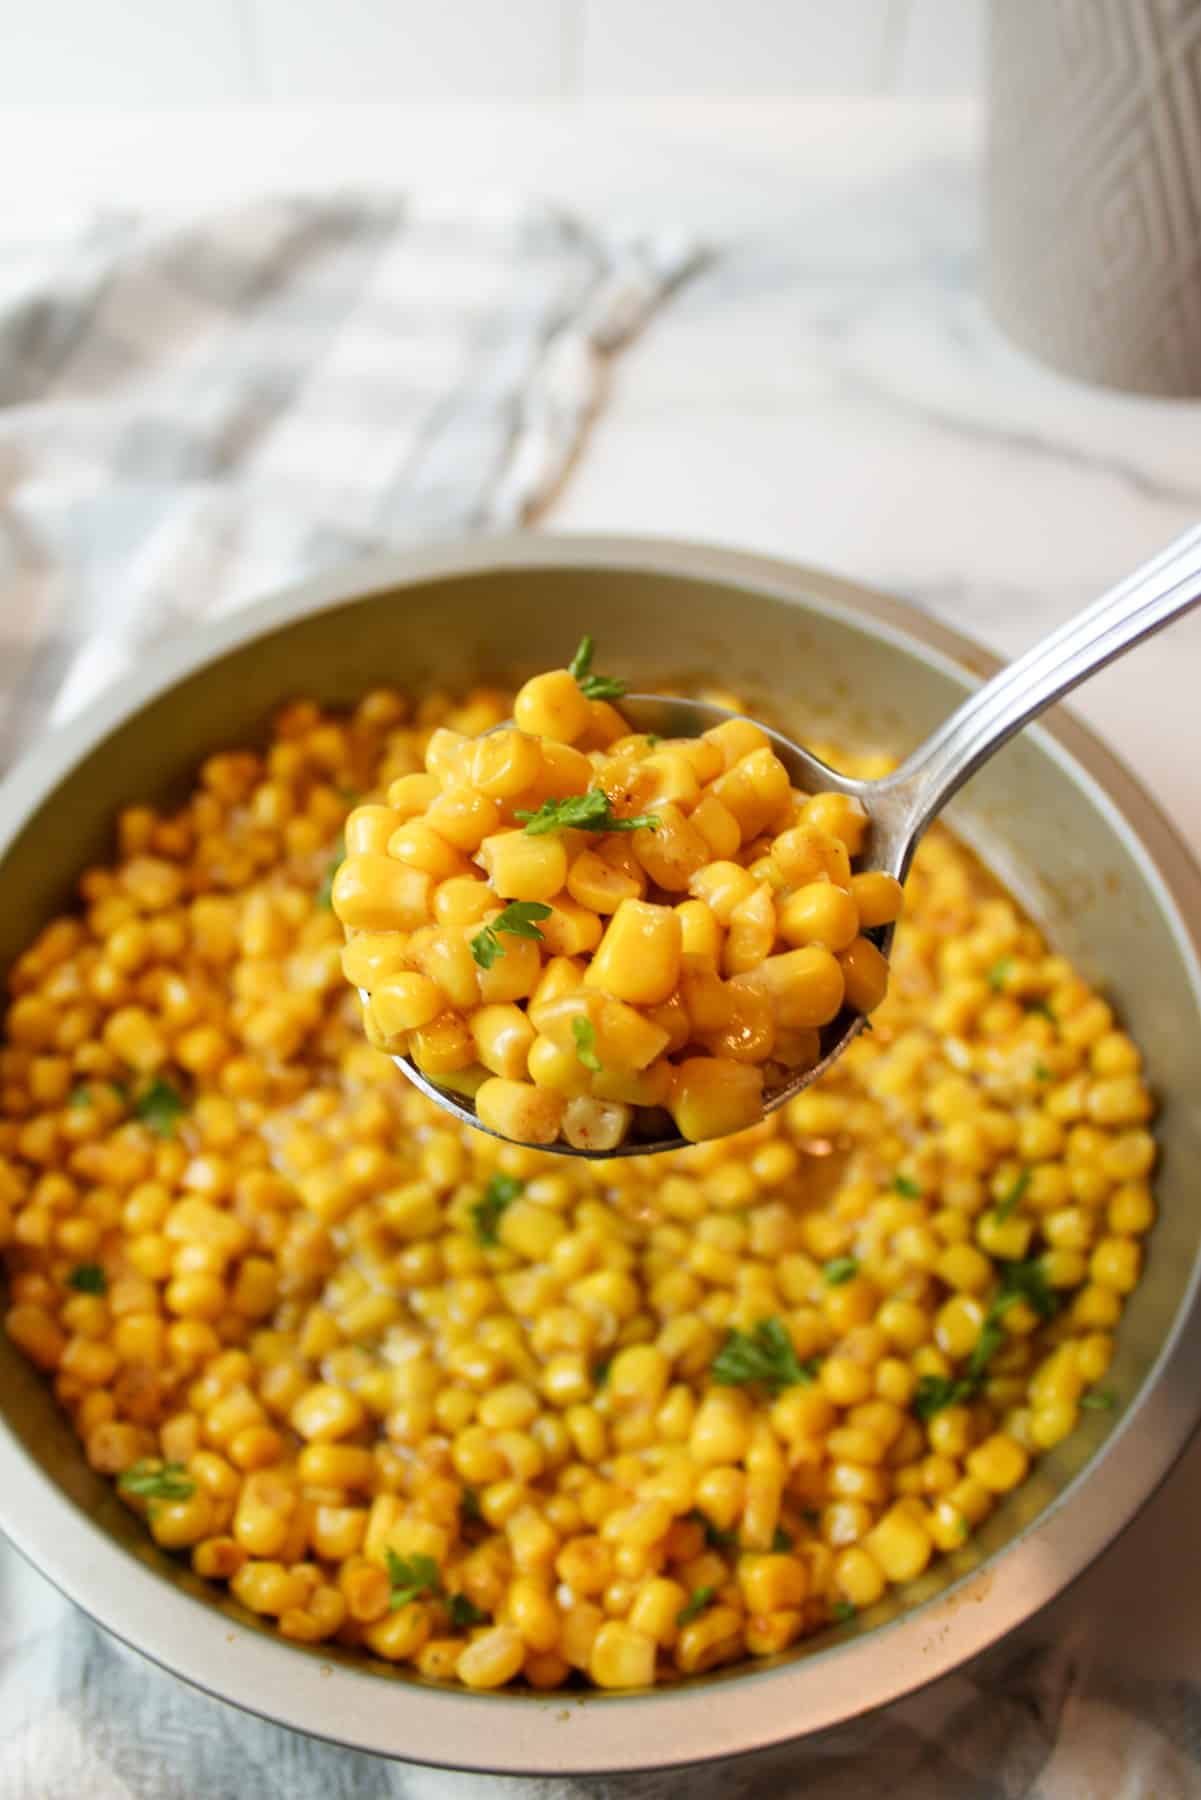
[133,1078,187,1138]
[988,957,1014,992]
[912,1258,1060,1420]
[911,1373,977,1421]
[822,1256,859,1286]
[118,1460,194,1501]
[448,1592,488,1630]
[516,789,659,836]
[316,834,345,909]
[710,1317,820,1396]
[67,1263,106,1295]
[1034,1061,1052,1082]
[831,1601,857,1622]
[572,1016,603,1072]
[689,1509,737,1551]
[460,1486,483,1521]
[771,1525,794,1552]
[892,1174,922,1199]
[645,734,661,748]
[569,634,627,702]
[385,1550,442,1608]
[994,1168,1031,1223]
[591,1355,612,1387]
[676,1586,716,1627]
[1027,999,1056,1021]
[471,1173,522,1245]
[470,899,551,970]
[1081,1389,1118,1411]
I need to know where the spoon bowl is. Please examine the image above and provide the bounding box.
[380,519,1201,1155]
[378,693,887,1157]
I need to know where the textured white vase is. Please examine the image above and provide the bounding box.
[987,0,1201,396]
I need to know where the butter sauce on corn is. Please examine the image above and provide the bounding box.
[334,640,903,1149]
[0,678,1154,1691]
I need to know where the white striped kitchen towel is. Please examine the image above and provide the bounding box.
[0,191,700,763]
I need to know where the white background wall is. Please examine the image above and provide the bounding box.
[0,0,983,104]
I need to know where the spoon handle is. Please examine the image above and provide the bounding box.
[873,519,1201,872]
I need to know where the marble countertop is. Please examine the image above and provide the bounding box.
[1,96,1200,1797]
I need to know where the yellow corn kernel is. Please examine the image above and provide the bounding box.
[457,1623,527,1689]
[368,973,445,1037]
[387,771,440,817]
[732,946,845,1029]
[864,1503,933,1583]
[849,871,904,928]
[478,830,568,903]
[778,883,860,953]
[290,1383,366,1442]
[739,1553,807,1613]
[562,1096,632,1152]
[470,728,544,798]
[514,668,592,744]
[838,936,890,1013]
[1090,1237,1141,1293]
[469,1004,535,1080]
[585,900,682,1007]
[344,804,402,856]
[332,855,434,932]
[687,861,760,925]
[589,1620,657,1689]
[670,1059,763,1144]
[567,849,642,915]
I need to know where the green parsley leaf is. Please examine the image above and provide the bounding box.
[892,1174,922,1199]
[385,1549,442,1608]
[316,833,345,909]
[822,1256,859,1286]
[516,790,659,837]
[469,899,552,969]
[771,1525,794,1552]
[572,1016,603,1073]
[67,1263,106,1295]
[911,1256,1060,1422]
[592,1356,612,1387]
[965,1315,1008,1381]
[955,1513,970,1541]
[912,1374,976,1421]
[448,1592,488,1629]
[711,1317,819,1396]
[645,735,661,748]
[690,1509,737,1550]
[831,1601,857,1623]
[988,957,1014,993]
[460,1486,483,1521]
[994,1168,1031,1223]
[996,1256,1059,1323]
[1081,1389,1118,1411]
[568,634,627,702]
[677,1586,716,1627]
[1034,1061,1052,1082]
[134,1078,187,1138]
[471,1173,522,1246]
[118,1460,195,1501]
[1027,999,1056,1021]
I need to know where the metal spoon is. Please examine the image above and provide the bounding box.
[386,521,1201,1156]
